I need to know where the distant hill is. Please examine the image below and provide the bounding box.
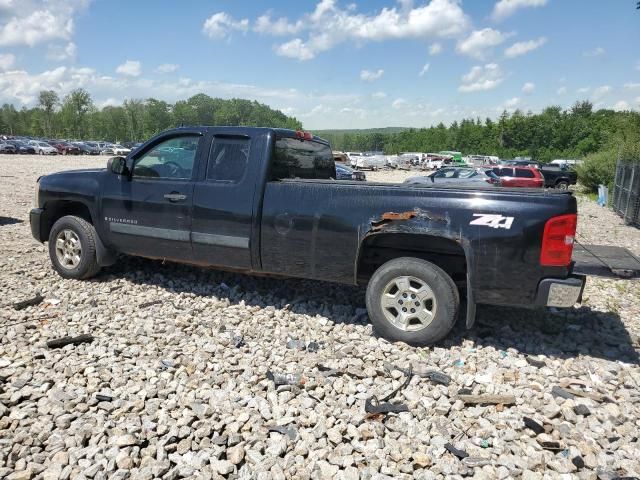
[312,127,408,135]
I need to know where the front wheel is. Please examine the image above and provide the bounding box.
[556,181,569,190]
[366,257,460,346]
[48,216,101,279]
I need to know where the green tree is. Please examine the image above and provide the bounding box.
[38,90,59,137]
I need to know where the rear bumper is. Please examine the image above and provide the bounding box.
[30,208,44,242]
[534,275,586,307]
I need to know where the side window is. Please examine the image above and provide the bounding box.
[272,137,334,180]
[207,137,250,183]
[133,136,200,180]
[442,169,456,178]
[499,168,514,176]
[515,169,535,178]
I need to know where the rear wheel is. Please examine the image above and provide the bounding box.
[556,181,569,190]
[366,257,460,346]
[48,216,101,280]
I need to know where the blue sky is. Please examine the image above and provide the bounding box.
[0,0,639,129]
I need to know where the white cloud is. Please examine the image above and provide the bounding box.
[392,98,408,109]
[504,37,546,58]
[419,63,431,77]
[47,42,77,61]
[456,28,509,59]
[522,82,535,94]
[275,39,315,60]
[0,53,15,70]
[577,87,590,94]
[502,97,521,110]
[360,69,384,82]
[624,82,640,89]
[254,13,303,35]
[556,86,567,95]
[202,12,249,39]
[429,42,443,55]
[492,0,548,21]
[459,63,504,92]
[116,60,141,77]
[372,91,387,99]
[592,85,611,99]
[583,47,605,57]
[613,100,629,111]
[636,96,640,105]
[268,0,470,60]
[155,64,179,74]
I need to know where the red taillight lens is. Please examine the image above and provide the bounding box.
[540,214,577,266]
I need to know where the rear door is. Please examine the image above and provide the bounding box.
[100,131,204,261]
[190,131,263,270]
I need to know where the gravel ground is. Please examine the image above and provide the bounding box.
[1,156,639,480]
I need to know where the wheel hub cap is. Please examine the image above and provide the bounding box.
[55,229,82,269]
[380,275,437,332]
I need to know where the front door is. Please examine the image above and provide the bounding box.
[100,133,203,261]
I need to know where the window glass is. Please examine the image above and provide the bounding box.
[496,167,514,176]
[207,137,250,183]
[441,169,456,178]
[456,169,475,178]
[133,136,199,179]
[515,169,535,178]
[272,137,334,180]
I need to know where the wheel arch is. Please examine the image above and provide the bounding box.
[356,231,477,328]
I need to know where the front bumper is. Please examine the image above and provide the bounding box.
[30,208,44,242]
[534,275,586,308]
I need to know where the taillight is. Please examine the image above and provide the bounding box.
[540,214,577,266]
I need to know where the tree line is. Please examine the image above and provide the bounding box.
[322,102,640,164]
[0,89,302,141]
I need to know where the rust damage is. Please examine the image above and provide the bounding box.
[370,209,449,232]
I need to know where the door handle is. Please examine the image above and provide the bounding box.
[164,192,187,202]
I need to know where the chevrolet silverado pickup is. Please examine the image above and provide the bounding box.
[30,127,640,345]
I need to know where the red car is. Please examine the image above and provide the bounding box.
[50,141,81,155]
[491,166,544,188]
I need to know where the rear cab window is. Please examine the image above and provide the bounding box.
[271,135,335,180]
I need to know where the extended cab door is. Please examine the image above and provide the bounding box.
[99,131,204,261]
[190,131,264,270]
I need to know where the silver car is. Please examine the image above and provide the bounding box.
[404,167,500,185]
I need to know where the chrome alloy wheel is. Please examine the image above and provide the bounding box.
[55,229,82,269]
[380,275,437,331]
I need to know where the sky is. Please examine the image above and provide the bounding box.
[0,0,639,129]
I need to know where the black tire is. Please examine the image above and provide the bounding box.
[556,181,569,190]
[366,257,460,346]
[48,215,101,280]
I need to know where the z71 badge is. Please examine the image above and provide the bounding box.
[470,213,514,230]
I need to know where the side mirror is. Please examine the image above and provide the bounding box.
[107,156,128,176]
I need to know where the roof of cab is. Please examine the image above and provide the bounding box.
[167,126,330,146]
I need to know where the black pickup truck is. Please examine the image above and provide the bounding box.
[541,165,578,190]
[30,127,640,345]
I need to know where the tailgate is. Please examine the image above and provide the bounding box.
[572,244,640,279]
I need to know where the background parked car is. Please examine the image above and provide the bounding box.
[550,159,583,168]
[50,141,81,155]
[491,166,544,188]
[6,140,36,154]
[28,140,58,155]
[404,167,500,185]
[540,165,578,190]
[73,142,101,155]
[335,163,366,181]
[0,141,17,154]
